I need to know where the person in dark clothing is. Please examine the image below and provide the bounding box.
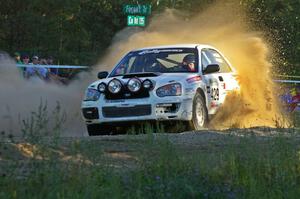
[22,54,30,64]
[47,56,58,75]
[14,52,24,76]
[14,52,22,64]
[182,54,196,72]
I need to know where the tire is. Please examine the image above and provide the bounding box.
[86,124,114,136]
[190,92,209,130]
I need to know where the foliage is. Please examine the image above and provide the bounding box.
[244,0,300,75]
[21,100,66,145]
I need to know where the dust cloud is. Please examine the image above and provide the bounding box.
[0,1,286,136]
[0,55,92,137]
[96,1,285,129]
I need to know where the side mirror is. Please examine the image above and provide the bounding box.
[203,64,220,74]
[97,71,109,79]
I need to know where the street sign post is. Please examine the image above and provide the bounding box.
[124,4,151,27]
[127,15,146,27]
[123,4,151,15]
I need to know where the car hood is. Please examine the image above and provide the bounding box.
[89,73,199,89]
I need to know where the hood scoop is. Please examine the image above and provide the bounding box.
[122,72,161,79]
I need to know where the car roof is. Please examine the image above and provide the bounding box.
[133,44,216,51]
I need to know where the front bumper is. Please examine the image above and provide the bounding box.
[81,95,194,125]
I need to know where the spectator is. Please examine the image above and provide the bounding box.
[47,56,58,75]
[40,58,48,65]
[25,55,49,80]
[290,86,300,112]
[46,56,66,83]
[21,54,30,77]
[22,54,30,64]
[47,56,54,65]
[31,55,39,65]
[14,52,24,76]
[14,52,22,64]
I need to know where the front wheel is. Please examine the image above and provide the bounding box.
[86,124,114,136]
[190,92,209,130]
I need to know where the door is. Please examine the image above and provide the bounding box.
[201,48,239,114]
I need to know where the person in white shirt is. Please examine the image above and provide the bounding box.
[25,55,49,80]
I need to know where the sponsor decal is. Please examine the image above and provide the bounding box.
[211,87,219,101]
[186,75,202,83]
[207,86,210,93]
[185,88,195,94]
[210,101,218,108]
[138,49,183,55]
[209,78,219,101]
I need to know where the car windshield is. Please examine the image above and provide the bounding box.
[110,48,198,77]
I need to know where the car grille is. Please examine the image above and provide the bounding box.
[105,90,150,100]
[82,107,99,119]
[102,105,152,118]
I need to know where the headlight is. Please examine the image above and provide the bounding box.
[98,82,106,93]
[84,88,101,101]
[108,79,122,94]
[127,78,141,92]
[142,79,153,90]
[156,83,182,97]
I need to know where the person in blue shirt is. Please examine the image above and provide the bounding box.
[25,55,49,80]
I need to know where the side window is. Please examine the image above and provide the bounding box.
[114,56,136,75]
[201,50,211,71]
[201,49,232,73]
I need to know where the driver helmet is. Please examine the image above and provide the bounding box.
[183,54,195,65]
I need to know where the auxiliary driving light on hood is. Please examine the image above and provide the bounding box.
[108,79,122,94]
[127,78,142,92]
[142,79,153,90]
[97,82,107,93]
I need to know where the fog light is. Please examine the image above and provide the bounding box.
[98,82,106,93]
[127,78,141,92]
[143,79,153,89]
[108,79,122,94]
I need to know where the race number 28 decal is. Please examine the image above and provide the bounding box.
[211,87,219,101]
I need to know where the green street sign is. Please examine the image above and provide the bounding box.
[127,15,146,27]
[123,4,151,15]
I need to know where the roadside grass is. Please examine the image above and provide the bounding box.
[294,111,300,128]
[0,107,300,198]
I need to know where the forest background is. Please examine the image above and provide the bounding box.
[1,0,299,75]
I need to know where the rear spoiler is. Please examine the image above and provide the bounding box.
[17,64,88,69]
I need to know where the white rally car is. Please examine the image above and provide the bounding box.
[81,44,239,135]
